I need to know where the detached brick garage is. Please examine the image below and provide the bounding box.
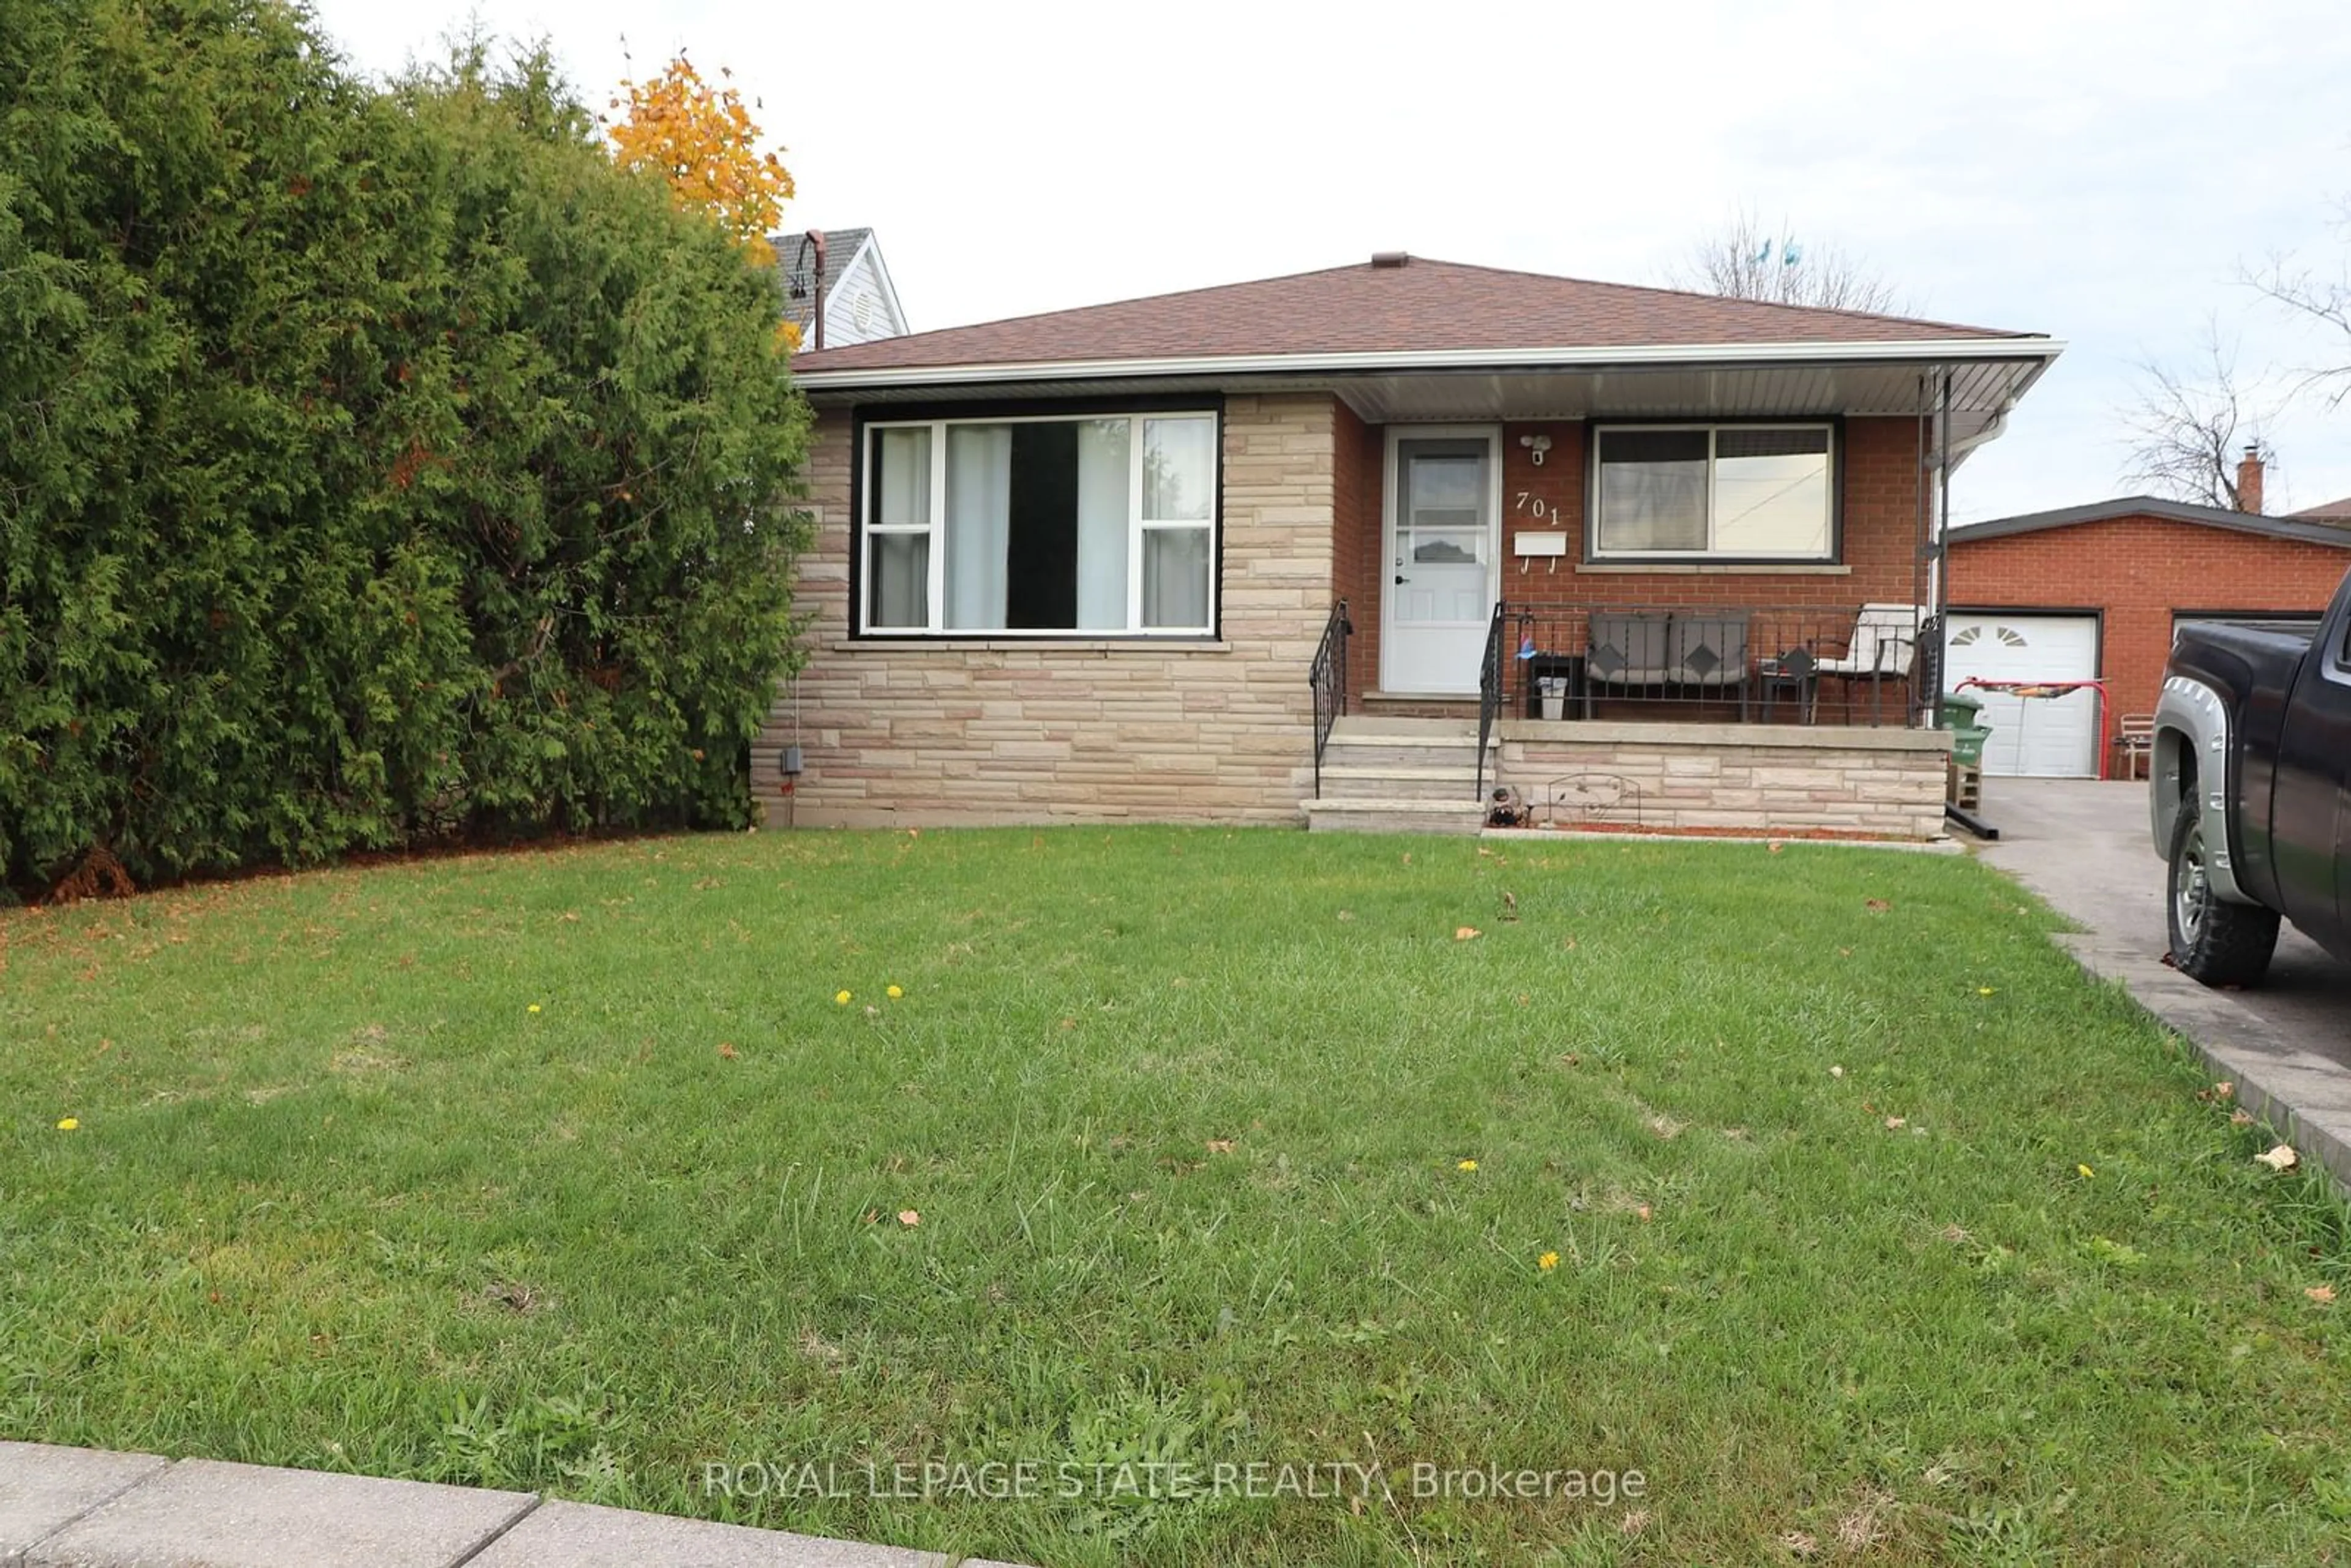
[1945,493,2351,776]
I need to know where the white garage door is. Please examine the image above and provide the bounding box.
[1943,613,2101,778]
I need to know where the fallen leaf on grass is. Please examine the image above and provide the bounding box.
[897,1210,920,1228]
[2256,1143,2300,1172]
[2230,1109,2254,1127]
[1884,1116,1907,1130]
[1635,1204,1653,1223]
[1205,1139,1235,1154]
[1829,1065,1845,1079]
[1454,926,1482,941]
[2307,1285,2337,1305]
[717,1042,738,1060]
[2195,1080,2235,1103]
[1780,1532,1818,1557]
[1865,898,1891,913]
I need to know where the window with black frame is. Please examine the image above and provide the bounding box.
[862,413,1217,636]
[1591,425,1833,561]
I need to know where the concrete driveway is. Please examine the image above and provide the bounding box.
[1976,776,2351,1181]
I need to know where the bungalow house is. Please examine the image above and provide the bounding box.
[1946,452,2351,778]
[762,255,2061,836]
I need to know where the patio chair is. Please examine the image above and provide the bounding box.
[1813,602,1922,723]
[1583,612,1673,718]
[1669,610,1753,721]
[2115,713,2155,781]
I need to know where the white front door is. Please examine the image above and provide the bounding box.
[1382,427,1500,694]
[1942,612,2102,777]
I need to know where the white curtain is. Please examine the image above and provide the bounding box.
[945,426,1011,631]
[1075,419,1131,631]
[1142,528,1210,629]
[876,427,930,526]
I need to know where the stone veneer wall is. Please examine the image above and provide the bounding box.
[755,394,1340,826]
[1494,721,1951,839]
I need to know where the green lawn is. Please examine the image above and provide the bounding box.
[4,828,2347,1564]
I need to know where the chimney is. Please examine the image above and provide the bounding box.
[1370,251,1411,269]
[2236,445,2265,514]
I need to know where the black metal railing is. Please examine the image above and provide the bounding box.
[1475,601,1507,799]
[1308,598,1352,798]
[1493,603,1929,728]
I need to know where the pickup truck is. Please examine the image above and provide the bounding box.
[2151,568,2351,986]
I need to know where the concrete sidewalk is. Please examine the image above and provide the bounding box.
[0,1442,1030,1568]
[1977,777,2351,1189]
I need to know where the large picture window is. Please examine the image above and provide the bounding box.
[1591,424,1833,561]
[861,412,1218,635]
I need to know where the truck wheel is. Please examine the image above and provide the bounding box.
[2167,807,2279,988]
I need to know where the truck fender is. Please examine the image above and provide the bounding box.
[2151,675,2253,904]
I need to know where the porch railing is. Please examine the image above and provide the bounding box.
[1475,601,1507,800]
[1308,598,1352,798]
[1493,603,1933,729]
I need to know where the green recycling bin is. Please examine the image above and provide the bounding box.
[1938,690,1992,768]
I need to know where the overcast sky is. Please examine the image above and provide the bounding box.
[309,0,2351,520]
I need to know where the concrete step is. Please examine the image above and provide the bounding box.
[1323,741,1483,771]
[1302,798,1488,835]
[1328,715,1480,742]
[1314,765,1480,801]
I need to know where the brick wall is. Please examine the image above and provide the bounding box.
[756,394,1339,826]
[1331,401,1384,698]
[1949,515,2351,721]
[1486,416,1928,612]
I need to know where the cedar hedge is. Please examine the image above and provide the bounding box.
[0,0,810,896]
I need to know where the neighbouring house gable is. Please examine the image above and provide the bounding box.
[778,227,909,350]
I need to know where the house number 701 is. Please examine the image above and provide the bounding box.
[1514,492,1561,523]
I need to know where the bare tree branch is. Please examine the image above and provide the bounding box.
[2246,200,2351,408]
[1671,209,1907,315]
[2117,323,2278,509]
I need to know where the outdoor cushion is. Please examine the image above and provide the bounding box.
[1586,612,1674,686]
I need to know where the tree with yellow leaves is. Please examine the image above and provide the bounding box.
[609,54,795,271]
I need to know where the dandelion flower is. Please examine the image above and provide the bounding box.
[1538,1251,1559,1272]
[56,1117,78,1132]
[1978,987,1997,996]
[835,990,852,1006]
[2077,1163,2094,1179]
[1457,1158,1478,1172]
[886,985,904,1000]
[527,1003,542,1015]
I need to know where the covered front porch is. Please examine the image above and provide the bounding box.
[1300,354,2025,836]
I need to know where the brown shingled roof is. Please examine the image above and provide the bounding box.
[2292,495,2351,525]
[791,255,2037,376]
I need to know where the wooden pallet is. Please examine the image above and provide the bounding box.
[1947,760,1982,812]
